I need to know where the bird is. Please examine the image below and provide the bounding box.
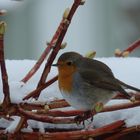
[53,52,140,121]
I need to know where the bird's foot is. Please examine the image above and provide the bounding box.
[94,102,104,113]
[74,110,94,125]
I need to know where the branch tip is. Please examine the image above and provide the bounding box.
[85,51,96,59]
[114,48,122,56]
[122,51,129,57]
[80,0,86,5]
[60,42,67,49]
[0,9,7,16]
[44,104,50,111]
[0,21,7,35]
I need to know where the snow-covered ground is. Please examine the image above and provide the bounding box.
[0,57,140,132]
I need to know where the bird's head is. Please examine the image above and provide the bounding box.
[52,52,82,77]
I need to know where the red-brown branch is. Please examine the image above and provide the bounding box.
[20,99,69,111]
[22,92,140,111]
[105,126,140,140]
[37,109,84,117]
[18,106,75,124]
[39,120,124,140]
[115,38,140,57]
[35,100,140,118]
[0,23,11,109]
[125,39,140,53]
[102,100,140,112]
[23,75,58,100]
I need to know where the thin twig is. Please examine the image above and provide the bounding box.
[19,99,69,111]
[23,75,58,100]
[36,109,84,117]
[115,38,140,57]
[125,39,140,53]
[0,22,11,108]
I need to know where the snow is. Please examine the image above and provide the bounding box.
[0,57,140,132]
[5,116,21,133]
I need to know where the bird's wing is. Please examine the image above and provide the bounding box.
[79,69,131,99]
[77,58,114,77]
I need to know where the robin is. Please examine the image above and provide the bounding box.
[53,52,140,119]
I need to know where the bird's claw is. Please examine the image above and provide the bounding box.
[74,114,85,125]
[74,111,94,126]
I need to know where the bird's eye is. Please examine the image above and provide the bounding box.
[66,61,72,66]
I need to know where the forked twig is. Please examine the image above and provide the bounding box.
[23,76,58,100]
[24,0,84,99]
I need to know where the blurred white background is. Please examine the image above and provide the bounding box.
[0,0,140,59]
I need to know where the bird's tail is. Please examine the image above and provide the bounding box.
[117,79,140,92]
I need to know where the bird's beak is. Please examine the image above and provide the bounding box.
[52,63,58,67]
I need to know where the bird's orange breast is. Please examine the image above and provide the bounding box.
[58,74,73,93]
[58,65,76,93]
